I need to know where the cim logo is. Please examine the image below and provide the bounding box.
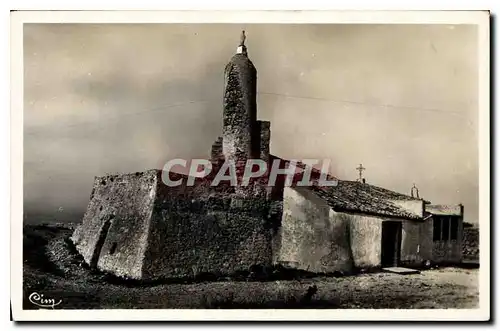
[28,292,62,309]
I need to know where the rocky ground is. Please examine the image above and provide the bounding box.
[23,224,479,309]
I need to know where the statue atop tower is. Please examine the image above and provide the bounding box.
[236,30,248,56]
[240,30,246,46]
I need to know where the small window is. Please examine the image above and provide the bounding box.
[450,217,458,240]
[442,217,450,241]
[433,217,441,241]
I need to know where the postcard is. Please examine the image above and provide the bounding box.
[10,10,490,321]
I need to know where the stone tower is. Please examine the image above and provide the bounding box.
[222,30,258,165]
[211,31,271,168]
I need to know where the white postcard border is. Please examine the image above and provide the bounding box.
[10,10,491,321]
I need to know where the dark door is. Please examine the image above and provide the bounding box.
[381,221,402,267]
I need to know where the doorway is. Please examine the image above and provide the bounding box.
[381,221,402,267]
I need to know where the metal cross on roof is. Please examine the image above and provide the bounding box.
[356,163,365,182]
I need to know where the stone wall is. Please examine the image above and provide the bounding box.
[72,169,280,280]
[71,170,158,279]
[142,189,278,279]
[462,227,479,261]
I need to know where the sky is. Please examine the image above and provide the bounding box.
[23,23,479,223]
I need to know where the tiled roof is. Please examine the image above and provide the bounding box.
[310,182,423,220]
[270,154,425,220]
